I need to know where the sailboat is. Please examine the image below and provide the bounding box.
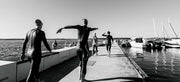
[164,18,180,48]
[143,18,164,50]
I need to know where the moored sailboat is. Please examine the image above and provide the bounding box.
[163,18,180,48]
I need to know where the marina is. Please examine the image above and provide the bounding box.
[0,41,148,82]
[1,39,180,82]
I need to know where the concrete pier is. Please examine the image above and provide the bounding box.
[16,42,147,82]
[59,42,148,82]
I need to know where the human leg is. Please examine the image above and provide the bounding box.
[76,48,83,80]
[82,53,88,75]
[26,57,41,82]
[95,45,98,54]
[26,59,35,82]
[108,44,112,55]
[93,45,98,56]
[33,57,41,81]
[92,45,95,55]
[81,48,89,81]
[107,44,111,56]
[106,44,108,53]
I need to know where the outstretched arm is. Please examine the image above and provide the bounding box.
[56,25,81,34]
[102,32,107,37]
[90,28,98,31]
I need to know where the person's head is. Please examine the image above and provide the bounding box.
[107,31,110,35]
[83,18,88,26]
[35,19,43,29]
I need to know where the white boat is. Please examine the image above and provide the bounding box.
[164,39,180,48]
[171,39,180,45]
[129,38,146,48]
[163,18,180,48]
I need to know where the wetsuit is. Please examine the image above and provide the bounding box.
[57,24,97,80]
[56,19,98,81]
[106,35,113,52]
[92,35,98,54]
[23,28,51,82]
[76,26,91,76]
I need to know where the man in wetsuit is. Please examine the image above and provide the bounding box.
[21,19,52,82]
[92,33,98,55]
[102,31,113,56]
[56,19,98,81]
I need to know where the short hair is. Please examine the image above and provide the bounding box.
[35,19,43,26]
[35,19,42,24]
[83,18,88,25]
[107,31,110,34]
[83,18,88,22]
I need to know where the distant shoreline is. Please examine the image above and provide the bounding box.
[0,37,131,40]
[0,38,78,40]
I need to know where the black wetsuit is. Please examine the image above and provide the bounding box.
[24,28,51,82]
[57,23,98,80]
[76,26,91,75]
[102,34,113,53]
[92,36,98,54]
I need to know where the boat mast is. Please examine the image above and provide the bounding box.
[153,18,159,38]
[168,18,178,38]
[161,21,169,39]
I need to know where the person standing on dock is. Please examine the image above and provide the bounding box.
[92,33,98,55]
[102,31,114,56]
[56,19,98,81]
[21,19,52,82]
[52,40,58,49]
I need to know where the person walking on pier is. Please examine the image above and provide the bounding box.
[102,31,114,56]
[92,33,98,55]
[21,19,52,82]
[56,19,98,81]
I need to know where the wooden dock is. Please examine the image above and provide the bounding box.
[59,42,148,82]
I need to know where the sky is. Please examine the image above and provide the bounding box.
[1,0,180,39]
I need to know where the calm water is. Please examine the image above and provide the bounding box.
[0,39,78,61]
[0,39,92,61]
[122,47,180,82]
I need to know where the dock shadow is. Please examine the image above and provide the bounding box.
[20,56,80,82]
[40,56,80,82]
[85,77,144,82]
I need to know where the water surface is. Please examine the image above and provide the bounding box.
[122,47,180,82]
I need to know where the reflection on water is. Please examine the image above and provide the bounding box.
[122,47,180,82]
[170,52,175,74]
[154,51,159,74]
[125,47,143,58]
